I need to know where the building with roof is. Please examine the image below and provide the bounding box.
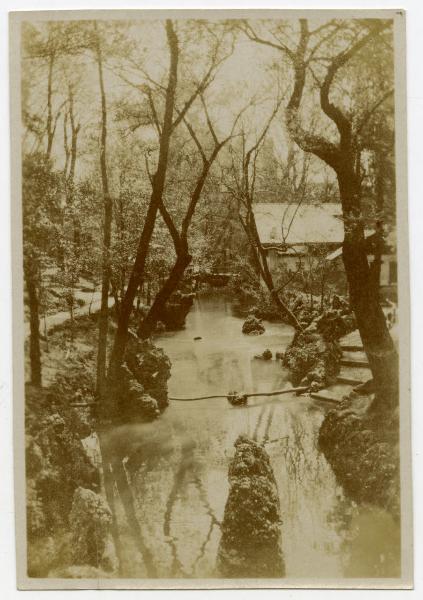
[252,202,397,296]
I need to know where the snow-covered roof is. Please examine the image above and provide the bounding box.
[253,202,344,245]
[326,229,396,261]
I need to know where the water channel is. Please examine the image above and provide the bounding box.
[101,292,400,580]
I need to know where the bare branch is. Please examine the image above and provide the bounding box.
[319,21,391,138]
[181,140,227,238]
[171,34,235,131]
[144,151,154,185]
[239,21,295,60]
[158,201,182,252]
[355,88,394,137]
[306,21,344,64]
[125,58,168,92]
[146,87,162,136]
[200,94,218,146]
[243,97,283,195]
[182,117,207,164]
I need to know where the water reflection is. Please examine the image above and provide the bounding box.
[101,293,400,579]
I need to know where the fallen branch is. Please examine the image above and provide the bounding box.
[70,386,309,407]
[168,386,309,402]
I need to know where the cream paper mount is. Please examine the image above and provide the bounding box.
[10,9,412,590]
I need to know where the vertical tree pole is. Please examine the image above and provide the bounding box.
[24,28,58,387]
[25,258,42,386]
[94,22,113,395]
[45,48,55,158]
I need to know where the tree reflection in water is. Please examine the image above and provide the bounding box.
[99,393,399,579]
[95,295,400,579]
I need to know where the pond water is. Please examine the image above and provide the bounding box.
[101,293,400,580]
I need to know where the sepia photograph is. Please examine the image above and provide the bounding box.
[9,9,412,589]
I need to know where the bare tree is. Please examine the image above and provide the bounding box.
[22,25,67,386]
[137,95,245,339]
[243,19,398,403]
[106,20,233,389]
[225,101,303,331]
[92,22,114,394]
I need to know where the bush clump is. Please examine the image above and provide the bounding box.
[242,315,265,335]
[282,331,341,390]
[319,395,400,518]
[282,297,356,390]
[125,337,171,411]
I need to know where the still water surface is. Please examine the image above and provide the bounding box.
[102,293,400,580]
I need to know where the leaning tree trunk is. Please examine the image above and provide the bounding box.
[136,146,228,340]
[342,240,398,403]
[25,267,42,386]
[106,20,179,397]
[137,248,192,340]
[243,208,303,331]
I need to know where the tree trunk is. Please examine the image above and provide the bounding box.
[320,267,326,313]
[118,193,126,301]
[95,25,113,395]
[342,241,398,402]
[369,222,384,291]
[107,195,163,379]
[309,280,314,311]
[25,268,42,386]
[137,249,192,339]
[46,51,55,159]
[283,26,397,401]
[370,249,383,291]
[146,281,151,306]
[251,19,399,402]
[107,20,179,383]
[68,89,81,251]
[338,168,398,403]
